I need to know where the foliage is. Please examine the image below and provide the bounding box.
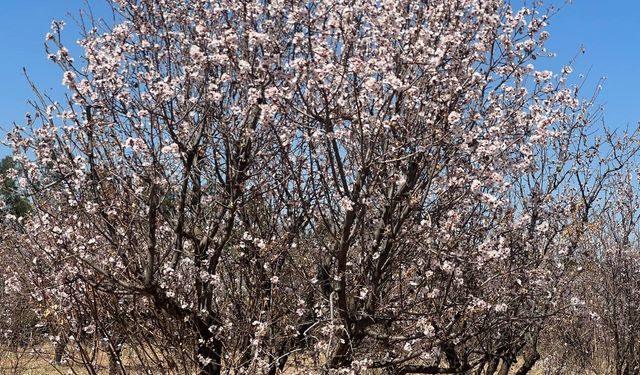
[0,157,31,218]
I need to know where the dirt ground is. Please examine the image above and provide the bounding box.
[0,344,121,374]
[0,347,546,375]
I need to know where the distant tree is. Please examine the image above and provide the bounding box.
[0,156,30,218]
[544,169,640,375]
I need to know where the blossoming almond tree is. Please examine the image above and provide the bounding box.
[4,0,635,374]
[541,165,640,375]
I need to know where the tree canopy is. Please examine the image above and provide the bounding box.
[2,1,640,374]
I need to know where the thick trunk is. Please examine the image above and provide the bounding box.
[484,357,500,375]
[267,343,288,375]
[196,316,223,375]
[497,357,513,375]
[328,321,368,369]
[54,336,67,365]
[442,342,461,370]
[513,346,540,375]
[329,328,353,368]
[267,313,316,375]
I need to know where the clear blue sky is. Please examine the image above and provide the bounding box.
[541,0,640,129]
[0,1,112,157]
[0,1,639,156]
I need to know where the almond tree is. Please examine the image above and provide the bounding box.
[5,0,633,374]
[546,167,640,375]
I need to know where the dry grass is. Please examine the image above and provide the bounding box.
[0,344,130,374]
[0,345,548,375]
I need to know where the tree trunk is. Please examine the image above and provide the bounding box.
[328,328,352,369]
[484,357,500,375]
[513,346,540,375]
[196,316,223,375]
[54,336,67,365]
[497,356,513,375]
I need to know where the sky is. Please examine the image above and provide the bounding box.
[541,0,640,128]
[0,1,113,157]
[0,1,639,156]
